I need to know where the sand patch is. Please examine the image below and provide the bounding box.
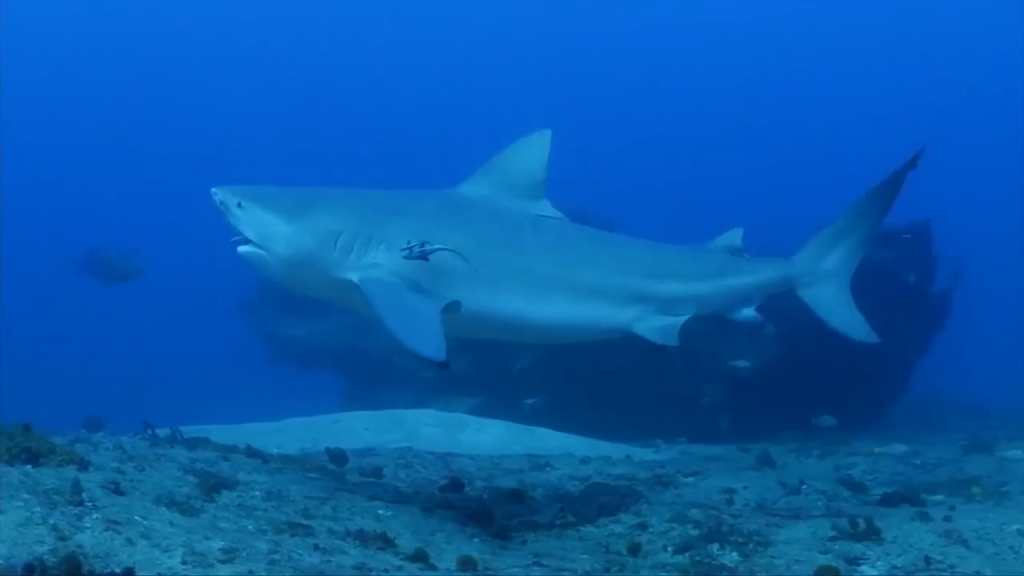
[175,409,656,458]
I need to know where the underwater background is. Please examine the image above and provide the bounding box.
[1,1,1022,433]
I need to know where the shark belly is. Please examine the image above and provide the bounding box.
[440,295,628,344]
[424,248,797,347]
[424,270,630,344]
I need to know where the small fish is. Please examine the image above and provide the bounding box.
[997,449,1024,461]
[521,397,546,411]
[872,442,911,455]
[811,414,838,428]
[728,358,753,371]
[75,247,145,286]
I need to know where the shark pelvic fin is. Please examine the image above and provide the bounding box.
[708,227,746,255]
[352,272,453,363]
[631,314,693,346]
[727,306,763,323]
[457,129,568,220]
[791,146,925,343]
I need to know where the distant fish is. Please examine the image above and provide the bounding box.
[521,397,546,411]
[728,358,754,371]
[997,449,1024,461]
[76,247,145,286]
[872,442,911,455]
[811,414,838,428]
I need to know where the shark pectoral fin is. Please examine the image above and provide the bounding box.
[727,306,764,323]
[708,227,746,256]
[632,315,693,346]
[353,274,451,363]
[457,129,568,218]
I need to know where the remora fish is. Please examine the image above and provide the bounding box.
[210,130,925,365]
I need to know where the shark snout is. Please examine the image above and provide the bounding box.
[210,187,251,232]
[210,187,241,215]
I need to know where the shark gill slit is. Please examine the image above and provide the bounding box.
[334,230,384,264]
[333,230,361,261]
[332,231,345,259]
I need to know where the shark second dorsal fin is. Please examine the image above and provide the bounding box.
[708,227,744,249]
[456,129,567,220]
[708,227,746,256]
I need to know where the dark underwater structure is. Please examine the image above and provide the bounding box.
[240,218,958,443]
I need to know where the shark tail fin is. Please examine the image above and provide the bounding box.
[790,146,926,343]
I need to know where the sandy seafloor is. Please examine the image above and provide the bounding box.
[1,409,1022,575]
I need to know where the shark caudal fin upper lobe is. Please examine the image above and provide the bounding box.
[791,147,926,343]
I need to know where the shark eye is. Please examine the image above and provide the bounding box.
[235,200,244,210]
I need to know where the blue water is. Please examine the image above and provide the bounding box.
[2,2,1021,433]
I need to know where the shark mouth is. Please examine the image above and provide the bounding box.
[231,236,255,248]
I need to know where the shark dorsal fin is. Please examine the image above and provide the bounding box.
[456,129,567,220]
[708,227,746,255]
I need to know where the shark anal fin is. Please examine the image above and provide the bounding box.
[353,273,452,362]
[632,315,693,346]
[727,306,763,323]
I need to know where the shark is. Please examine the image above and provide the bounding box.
[211,130,925,367]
